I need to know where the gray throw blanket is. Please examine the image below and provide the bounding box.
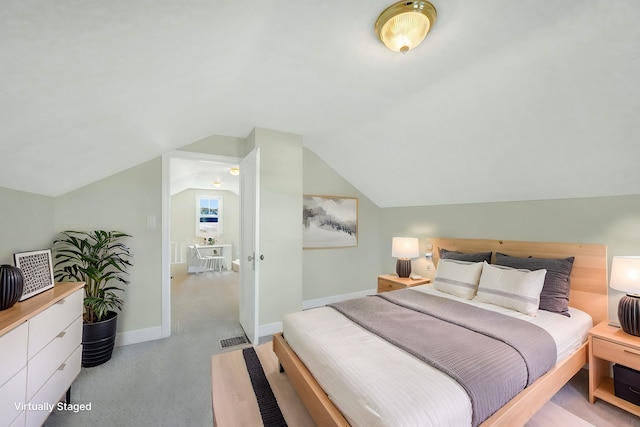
[329,289,557,427]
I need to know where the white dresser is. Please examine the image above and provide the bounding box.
[0,282,84,427]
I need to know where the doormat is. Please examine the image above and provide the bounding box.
[219,335,249,349]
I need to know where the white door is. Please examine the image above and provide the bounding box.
[239,148,260,344]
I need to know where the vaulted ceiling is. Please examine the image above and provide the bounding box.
[1,1,638,207]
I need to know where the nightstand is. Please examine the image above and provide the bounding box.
[377,274,431,293]
[589,320,640,416]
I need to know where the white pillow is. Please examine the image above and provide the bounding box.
[474,262,547,316]
[433,259,484,299]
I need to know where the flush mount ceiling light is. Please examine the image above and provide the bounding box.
[375,1,437,54]
[229,167,240,176]
[213,181,222,188]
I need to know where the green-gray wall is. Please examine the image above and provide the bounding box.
[379,194,640,321]
[54,158,162,336]
[3,137,640,341]
[0,187,55,263]
[302,149,381,300]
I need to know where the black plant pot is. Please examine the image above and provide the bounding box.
[82,311,118,367]
[0,264,25,310]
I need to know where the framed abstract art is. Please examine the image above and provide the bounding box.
[303,195,358,249]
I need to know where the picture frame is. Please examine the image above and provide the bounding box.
[14,249,55,301]
[303,195,358,249]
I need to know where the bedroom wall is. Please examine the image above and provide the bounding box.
[178,134,246,157]
[379,194,640,322]
[0,187,56,263]
[54,158,163,337]
[302,149,382,302]
[245,128,303,326]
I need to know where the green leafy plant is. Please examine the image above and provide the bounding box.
[53,230,133,323]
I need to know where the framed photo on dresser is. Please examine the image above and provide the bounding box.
[14,248,55,300]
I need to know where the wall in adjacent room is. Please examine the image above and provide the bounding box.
[171,188,240,261]
[380,194,640,321]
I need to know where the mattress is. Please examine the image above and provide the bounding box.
[282,284,593,427]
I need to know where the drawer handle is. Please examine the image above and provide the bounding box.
[56,299,66,305]
[623,349,640,357]
[58,363,66,371]
[57,331,66,338]
[629,386,640,396]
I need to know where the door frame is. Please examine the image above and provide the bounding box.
[160,151,242,338]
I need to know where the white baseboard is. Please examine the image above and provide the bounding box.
[259,321,283,338]
[302,288,377,310]
[116,326,163,347]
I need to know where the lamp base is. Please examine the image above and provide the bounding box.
[618,294,640,337]
[396,258,411,278]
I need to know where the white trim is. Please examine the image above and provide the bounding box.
[161,154,171,339]
[302,289,377,310]
[115,326,163,347]
[258,321,283,338]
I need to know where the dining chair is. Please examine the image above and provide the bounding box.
[194,244,216,273]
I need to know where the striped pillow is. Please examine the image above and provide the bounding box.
[433,259,484,299]
[475,262,547,316]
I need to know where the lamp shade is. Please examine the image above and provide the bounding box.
[392,237,419,259]
[610,256,640,295]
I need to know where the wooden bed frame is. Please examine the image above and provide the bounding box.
[273,238,608,427]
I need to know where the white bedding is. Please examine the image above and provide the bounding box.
[282,284,593,427]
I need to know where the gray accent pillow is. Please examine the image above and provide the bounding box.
[494,253,575,317]
[439,248,492,263]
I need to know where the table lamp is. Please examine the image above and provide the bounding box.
[610,256,640,336]
[392,237,419,278]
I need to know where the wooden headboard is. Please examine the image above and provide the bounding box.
[429,238,609,325]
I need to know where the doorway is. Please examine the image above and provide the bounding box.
[161,151,243,339]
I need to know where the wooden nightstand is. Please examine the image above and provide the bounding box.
[377,274,431,293]
[589,320,640,416]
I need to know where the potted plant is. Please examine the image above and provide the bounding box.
[53,230,133,367]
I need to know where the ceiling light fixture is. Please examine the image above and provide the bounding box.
[213,181,222,188]
[229,167,240,176]
[375,1,437,54]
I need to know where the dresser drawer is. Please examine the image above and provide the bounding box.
[26,346,81,427]
[592,337,640,371]
[0,366,26,427]
[0,322,28,387]
[27,316,82,400]
[28,289,83,359]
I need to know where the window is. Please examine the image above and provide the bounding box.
[196,195,222,237]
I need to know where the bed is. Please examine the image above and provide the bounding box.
[273,238,608,427]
